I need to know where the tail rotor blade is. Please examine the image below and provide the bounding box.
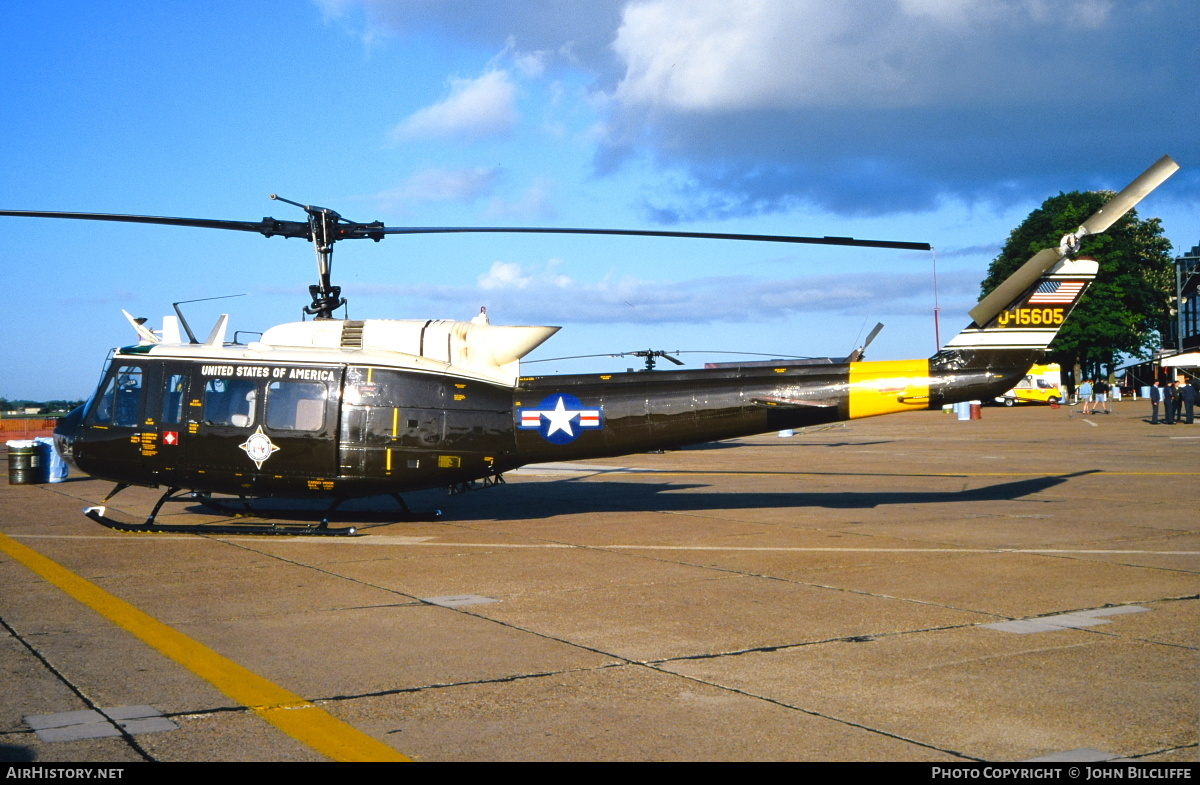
[862,322,885,351]
[1078,155,1179,236]
[969,155,1180,328]
[969,247,1064,327]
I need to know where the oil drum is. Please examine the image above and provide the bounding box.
[7,442,42,485]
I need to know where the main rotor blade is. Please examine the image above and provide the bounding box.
[0,209,313,240]
[1079,155,1179,236]
[0,209,931,251]
[377,226,931,251]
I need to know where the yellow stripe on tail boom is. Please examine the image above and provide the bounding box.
[848,359,932,419]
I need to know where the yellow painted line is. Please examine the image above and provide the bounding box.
[6,534,1196,556]
[0,532,409,762]
[577,470,1200,478]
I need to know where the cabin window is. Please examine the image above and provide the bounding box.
[91,365,144,428]
[203,378,258,427]
[265,381,327,432]
[162,373,188,425]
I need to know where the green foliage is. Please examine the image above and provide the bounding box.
[981,190,1174,378]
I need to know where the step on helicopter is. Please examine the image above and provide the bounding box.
[0,155,1179,535]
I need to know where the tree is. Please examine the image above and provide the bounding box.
[980,190,1174,384]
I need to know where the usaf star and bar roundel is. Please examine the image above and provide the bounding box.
[518,393,604,444]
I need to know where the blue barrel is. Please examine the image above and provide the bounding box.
[34,437,67,483]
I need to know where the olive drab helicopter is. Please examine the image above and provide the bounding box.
[0,155,1179,535]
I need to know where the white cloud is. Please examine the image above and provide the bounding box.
[478,259,572,290]
[609,0,1123,112]
[312,0,355,19]
[486,177,556,219]
[325,0,1196,218]
[335,0,626,67]
[373,167,502,212]
[478,261,533,290]
[511,48,550,78]
[597,0,1197,216]
[392,70,518,140]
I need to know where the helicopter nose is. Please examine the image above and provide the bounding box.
[53,405,84,470]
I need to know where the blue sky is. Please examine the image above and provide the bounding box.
[2,0,1197,399]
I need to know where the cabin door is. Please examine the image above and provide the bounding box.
[186,364,341,491]
[139,362,193,485]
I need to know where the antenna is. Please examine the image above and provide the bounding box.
[172,294,246,344]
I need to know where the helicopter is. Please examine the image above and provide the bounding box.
[0,155,1179,535]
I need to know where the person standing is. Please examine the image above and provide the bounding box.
[1178,378,1196,424]
[1094,378,1111,414]
[1149,380,1162,424]
[1164,377,1177,425]
[1078,378,1094,414]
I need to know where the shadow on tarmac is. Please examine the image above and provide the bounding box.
[456,470,1097,521]
[95,470,1098,529]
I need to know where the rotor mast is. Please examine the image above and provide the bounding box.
[271,195,347,320]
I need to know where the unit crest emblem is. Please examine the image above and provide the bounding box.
[239,426,281,468]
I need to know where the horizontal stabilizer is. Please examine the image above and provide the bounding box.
[122,309,160,345]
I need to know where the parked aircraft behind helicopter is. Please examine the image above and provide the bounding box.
[0,156,1179,534]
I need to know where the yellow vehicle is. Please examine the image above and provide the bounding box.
[995,363,1063,406]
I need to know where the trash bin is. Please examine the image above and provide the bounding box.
[7,440,41,485]
[969,401,982,420]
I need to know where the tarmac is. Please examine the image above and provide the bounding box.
[1,401,1196,762]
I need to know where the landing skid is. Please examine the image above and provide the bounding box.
[82,485,443,536]
[83,504,359,536]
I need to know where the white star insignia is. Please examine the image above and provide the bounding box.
[541,396,579,437]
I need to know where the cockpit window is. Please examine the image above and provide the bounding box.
[92,365,144,427]
[203,378,258,427]
[266,381,326,432]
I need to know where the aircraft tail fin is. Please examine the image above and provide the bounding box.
[913,256,1098,411]
[942,154,1177,358]
[941,255,1098,354]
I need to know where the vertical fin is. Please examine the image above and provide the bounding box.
[203,314,229,347]
[944,257,1098,351]
[161,315,182,344]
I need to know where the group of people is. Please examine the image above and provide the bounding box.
[1075,375,1197,424]
[1149,377,1197,425]
[1077,378,1113,415]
